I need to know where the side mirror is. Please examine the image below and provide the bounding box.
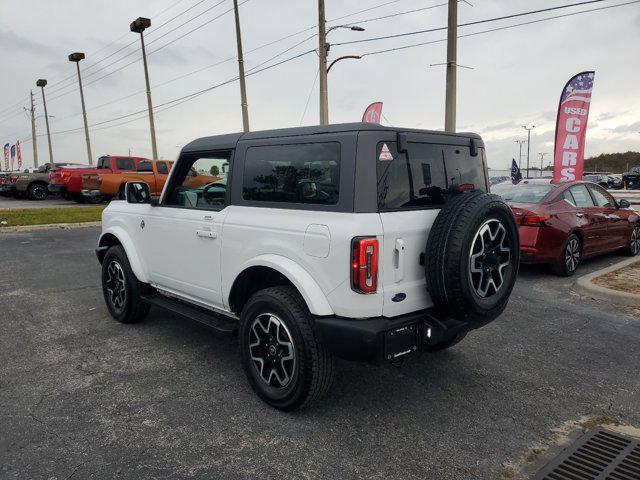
[125,181,150,204]
[618,199,631,209]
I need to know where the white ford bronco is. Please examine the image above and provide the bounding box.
[96,123,520,410]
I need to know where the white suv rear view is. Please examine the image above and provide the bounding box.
[96,123,520,410]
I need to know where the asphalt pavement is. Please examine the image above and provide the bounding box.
[0,195,93,210]
[1,227,639,480]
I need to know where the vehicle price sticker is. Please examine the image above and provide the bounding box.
[379,143,394,161]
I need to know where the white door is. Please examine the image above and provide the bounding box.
[140,154,231,308]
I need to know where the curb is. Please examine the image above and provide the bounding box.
[0,221,101,233]
[575,257,640,308]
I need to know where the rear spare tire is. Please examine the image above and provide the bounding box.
[425,190,519,323]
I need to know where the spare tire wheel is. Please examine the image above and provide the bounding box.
[425,190,519,323]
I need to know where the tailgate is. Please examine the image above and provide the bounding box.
[379,210,439,317]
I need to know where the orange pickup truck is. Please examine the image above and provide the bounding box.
[82,159,220,201]
[81,159,172,201]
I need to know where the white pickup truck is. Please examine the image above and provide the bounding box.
[96,123,520,410]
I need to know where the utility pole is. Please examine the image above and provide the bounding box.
[131,17,158,159]
[233,0,250,132]
[318,0,329,125]
[444,0,457,132]
[523,125,535,179]
[36,79,53,163]
[539,152,548,175]
[69,52,93,165]
[515,140,526,170]
[29,90,38,168]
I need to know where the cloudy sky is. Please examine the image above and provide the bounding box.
[0,0,639,171]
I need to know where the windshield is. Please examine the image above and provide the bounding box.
[491,182,556,203]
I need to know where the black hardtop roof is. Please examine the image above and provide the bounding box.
[182,122,482,153]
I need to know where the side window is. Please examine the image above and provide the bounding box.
[242,143,340,205]
[97,157,108,169]
[156,161,168,175]
[164,154,230,210]
[589,185,614,208]
[563,189,576,206]
[137,160,153,172]
[116,157,135,170]
[569,184,595,208]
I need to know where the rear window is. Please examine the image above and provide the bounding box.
[376,142,487,210]
[491,183,556,203]
[242,143,340,205]
[116,157,135,170]
[137,161,153,172]
[156,161,169,174]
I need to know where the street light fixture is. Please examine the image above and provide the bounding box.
[36,79,53,163]
[130,17,158,159]
[69,52,93,165]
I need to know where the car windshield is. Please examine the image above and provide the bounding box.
[491,182,556,203]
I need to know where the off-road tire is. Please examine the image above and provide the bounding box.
[552,234,581,276]
[27,182,48,201]
[239,286,334,411]
[101,246,150,324]
[624,223,640,257]
[425,190,520,323]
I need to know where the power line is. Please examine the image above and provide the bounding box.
[299,69,320,126]
[334,0,609,46]
[359,0,640,56]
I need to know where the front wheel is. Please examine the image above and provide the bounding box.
[553,234,581,276]
[27,183,48,201]
[239,286,334,411]
[101,246,150,323]
[625,224,640,256]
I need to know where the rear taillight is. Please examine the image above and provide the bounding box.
[351,237,379,294]
[521,214,550,227]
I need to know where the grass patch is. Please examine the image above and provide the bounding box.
[0,206,105,227]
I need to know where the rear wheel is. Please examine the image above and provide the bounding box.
[101,246,150,323]
[27,182,48,201]
[553,234,581,276]
[625,224,640,256]
[239,286,334,411]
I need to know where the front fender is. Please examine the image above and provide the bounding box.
[98,226,148,283]
[230,254,334,316]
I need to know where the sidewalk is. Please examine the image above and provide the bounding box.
[576,257,640,307]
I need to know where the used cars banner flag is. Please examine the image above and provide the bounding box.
[362,102,383,124]
[553,71,595,182]
[16,140,22,170]
[3,143,9,171]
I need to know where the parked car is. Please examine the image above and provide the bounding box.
[95,123,520,410]
[81,159,174,201]
[582,173,611,188]
[492,179,640,276]
[622,166,640,189]
[13,163,81,200]
[607,174,624,190]
[489,175,509,186]
[49,155,150,203]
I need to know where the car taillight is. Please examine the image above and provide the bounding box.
[351,237,379,294]
[521,214,550,227]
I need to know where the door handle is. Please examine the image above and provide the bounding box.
[393,239,406,283]
[196,230,217,239]
[576,213,584,218]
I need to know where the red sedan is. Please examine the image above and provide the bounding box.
[492,179,640,276]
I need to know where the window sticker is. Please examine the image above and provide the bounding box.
[379,143,394,161]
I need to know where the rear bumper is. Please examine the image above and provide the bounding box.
[82,189,102,198]
[48,184,67,194]
[314,309,479,364]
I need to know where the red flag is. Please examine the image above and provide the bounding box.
[362,102,383,124]
[553,72,595,182]
[3,144,8,171]
[16,140,22,170]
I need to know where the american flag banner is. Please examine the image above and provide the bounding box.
[10,144,15,171]
[553,71,595,182]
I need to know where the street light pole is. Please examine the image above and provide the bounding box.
[29,90,38,168]
[318,0,329,125]
[69,52,93,165]
[523,124,535,179]
[36,79,53,163]
[131,17,158,159]
[539,152,548,175]
[444,0,457,132]
[233,0,250,132]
